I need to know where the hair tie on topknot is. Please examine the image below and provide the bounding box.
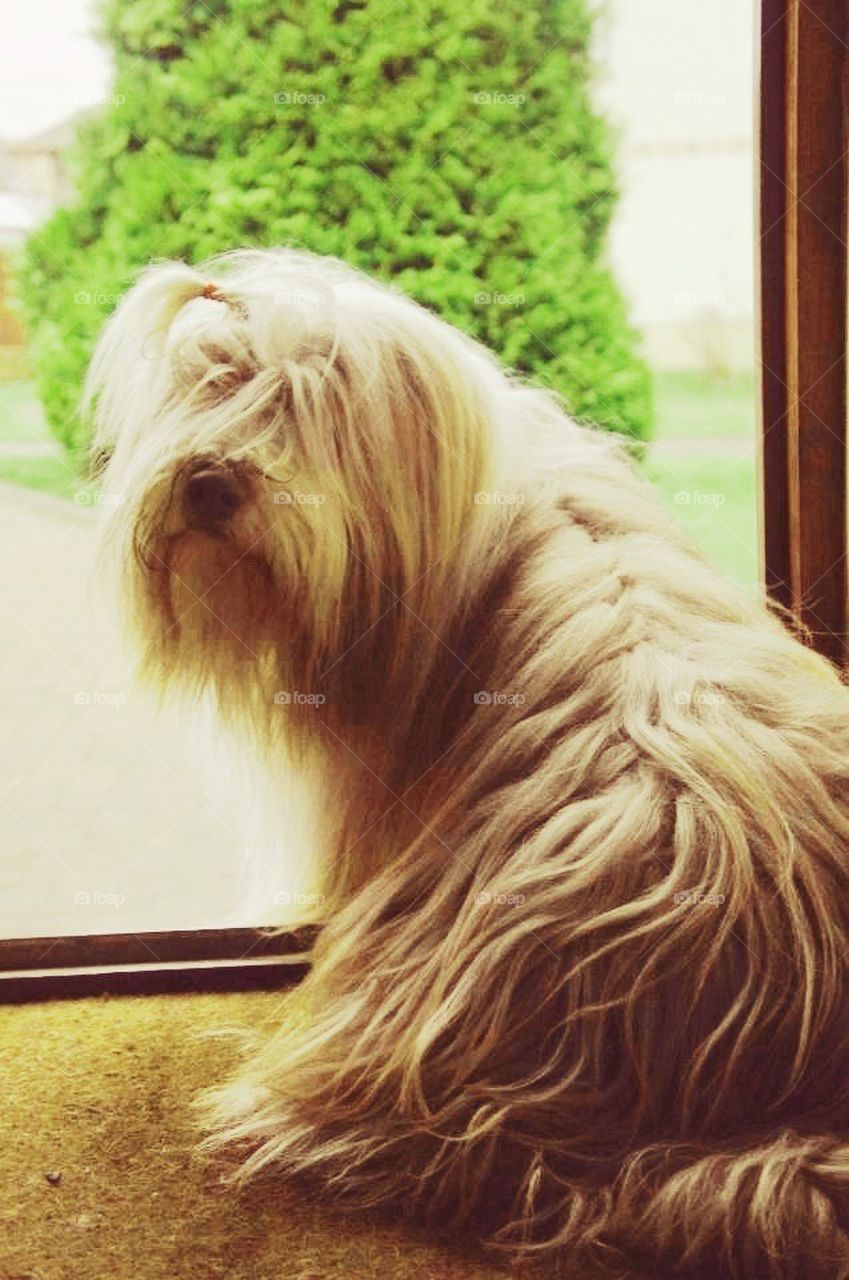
[199,281,248,318]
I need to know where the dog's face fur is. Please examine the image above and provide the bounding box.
[90,251,516,732]
[88,248,849,1280]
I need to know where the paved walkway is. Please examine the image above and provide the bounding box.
[0,441,61,458]
[0,484,264,940]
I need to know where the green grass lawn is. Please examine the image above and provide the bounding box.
[647,369,757,585]
[0,379,51,444]
[0,369,759,583]
[0,452,82,501]
[652,369,756,440]
[0,377,87,501]
[646,453,757,586]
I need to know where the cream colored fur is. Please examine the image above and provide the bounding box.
[88,249,849,1279]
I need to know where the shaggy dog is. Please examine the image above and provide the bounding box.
[88,250,849,1279]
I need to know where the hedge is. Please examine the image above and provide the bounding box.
[20,0,651,456]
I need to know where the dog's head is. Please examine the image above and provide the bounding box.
[87,250,519,717]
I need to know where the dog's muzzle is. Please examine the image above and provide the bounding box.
[183,462,248,530]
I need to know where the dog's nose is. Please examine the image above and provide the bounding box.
[184,466,246,528]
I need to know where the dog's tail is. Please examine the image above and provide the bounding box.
[520,1131,849,1279]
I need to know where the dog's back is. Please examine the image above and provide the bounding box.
[87,248,849,1279]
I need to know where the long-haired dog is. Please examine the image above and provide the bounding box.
[87,250,849,1279]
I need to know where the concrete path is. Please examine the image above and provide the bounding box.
[0,484,262,940]
[0,441,61,458]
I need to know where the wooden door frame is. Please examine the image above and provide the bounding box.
[758,0,848,665]
[0,925,316,1001]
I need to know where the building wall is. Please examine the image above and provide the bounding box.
[595,0,756,371]
[0,254,25,346]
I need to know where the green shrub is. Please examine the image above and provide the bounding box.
[20,0,651,456]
